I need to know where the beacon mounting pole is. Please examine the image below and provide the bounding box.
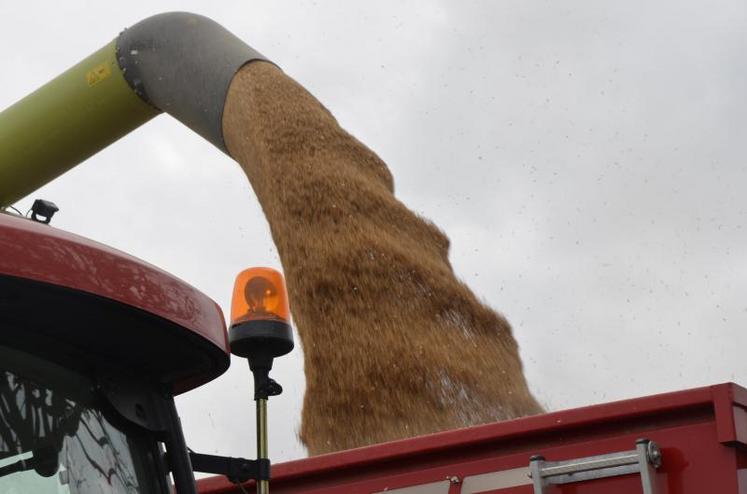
[257,399,269,494]
[228,268,295,494]
[251,359,280,494]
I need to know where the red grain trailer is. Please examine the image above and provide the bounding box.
[198,382,747,494]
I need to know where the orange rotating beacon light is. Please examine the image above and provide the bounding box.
[229,267,295,494]
[230,267,294,370]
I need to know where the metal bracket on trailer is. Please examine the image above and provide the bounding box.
[188,451,270,484]
[529,438,662,494]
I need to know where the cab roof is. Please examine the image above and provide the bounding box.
[0,211,229,393]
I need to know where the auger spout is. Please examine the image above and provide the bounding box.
[0,12,267,206]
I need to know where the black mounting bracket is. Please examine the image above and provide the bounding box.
[189,452,270,484]
[30,199,58,224]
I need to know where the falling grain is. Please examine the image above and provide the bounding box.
[223,62,542,455]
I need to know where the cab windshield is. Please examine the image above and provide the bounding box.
[0,345,165,493]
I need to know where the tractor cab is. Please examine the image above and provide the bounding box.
[0,210,290,493]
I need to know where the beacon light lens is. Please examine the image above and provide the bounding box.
[230,267,290,326]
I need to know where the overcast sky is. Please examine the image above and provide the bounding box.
[2,1,747,464]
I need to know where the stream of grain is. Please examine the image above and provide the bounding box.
[223,62,542,455]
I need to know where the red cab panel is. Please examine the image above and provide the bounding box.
[0,212,229,392]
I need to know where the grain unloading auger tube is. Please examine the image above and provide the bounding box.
[0,12,267,206]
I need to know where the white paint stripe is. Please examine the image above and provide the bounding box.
[372,480,451,494]
[460,467,532,493]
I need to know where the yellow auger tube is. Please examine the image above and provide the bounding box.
[0,12,268,207]
[0,41,159,206]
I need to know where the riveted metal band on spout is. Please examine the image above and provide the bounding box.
[116,12,269,152]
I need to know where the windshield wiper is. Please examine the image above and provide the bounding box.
[0,457,36,478]
[0,446,59,479]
